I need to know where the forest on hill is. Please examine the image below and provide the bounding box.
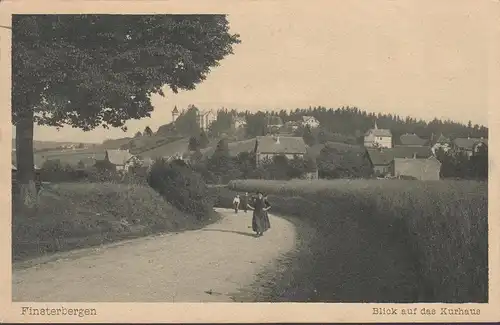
[169,105,488,142]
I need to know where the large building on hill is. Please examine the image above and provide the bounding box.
[364,121,392,148]
[195,107,216,131]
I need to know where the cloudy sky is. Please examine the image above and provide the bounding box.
[17,1,493,143]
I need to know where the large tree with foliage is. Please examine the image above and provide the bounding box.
[12,14,240,208]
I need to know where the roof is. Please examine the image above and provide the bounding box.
[172,106,179,113]
[256,136,307,154]
[201,138,258,158]
[367,145,433,166]
[365,128,392,137]
[198,108,214,116]
[106,149,134,165]
[394,156,441,164]
[307,142,365,159]
[302,116,318,122]
[400,133,427,146]
[453,137,487,150]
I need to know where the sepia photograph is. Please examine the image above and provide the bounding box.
[1,0,498,323]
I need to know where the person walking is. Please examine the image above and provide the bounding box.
[247,191,270,237]
[233,194,240,213]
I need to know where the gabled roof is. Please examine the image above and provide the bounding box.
[365,128,392,137]
[400,133,427,146]
[366,145,433,166]
[302,115,318,122]
[453,137,487,150]
[172,106,179,113]
[256,136,307,154]
[106,149,134,166]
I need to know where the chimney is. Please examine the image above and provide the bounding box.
[276,136,280,144]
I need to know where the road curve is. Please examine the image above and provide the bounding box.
[12,208,296,302]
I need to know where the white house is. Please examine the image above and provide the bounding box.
[364,121,392,148]
[196,108,216,131]
[104,149,136,172]
[301,116,320,128]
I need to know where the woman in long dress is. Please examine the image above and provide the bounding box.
[247,191,270,237]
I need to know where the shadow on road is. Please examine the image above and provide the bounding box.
[202,229,257,238]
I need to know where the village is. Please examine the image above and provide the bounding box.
[12,104,489,185]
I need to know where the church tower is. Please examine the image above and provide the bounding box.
[172,106,179,122]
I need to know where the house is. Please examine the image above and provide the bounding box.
[364,121,392,148]
[102,149,136,171]
[301,116,320,129]
[194,107,216,131]
[399,133,427,146]
[255,135,307,165]
[392,156,441,181]
[366,145,434,177]
[452,137,488,158]
[431,133,452,154]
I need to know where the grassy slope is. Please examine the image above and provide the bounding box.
[12,182,218,262]
[215,179,488,303]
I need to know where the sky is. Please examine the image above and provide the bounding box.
[13,1,493,143]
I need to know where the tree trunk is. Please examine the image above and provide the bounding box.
[15,108,37,212]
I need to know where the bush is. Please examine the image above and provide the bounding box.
[147,158,214,219]
[12,182,209,261]
[227,179,488,303]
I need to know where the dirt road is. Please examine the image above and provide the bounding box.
[12,208,296,302]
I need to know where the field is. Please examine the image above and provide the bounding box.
[215,179,488,303]
[12,182,218,262]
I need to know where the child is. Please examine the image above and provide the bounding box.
[233,194,241,213]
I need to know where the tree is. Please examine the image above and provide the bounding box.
[303,125,316,146]
[12,15,240,208]
[188,135,200,151]
[144,126,153,136]
[174,105,201,136]
[198,129,210,148]
[207,138,238,183]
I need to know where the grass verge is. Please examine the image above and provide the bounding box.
[213,179,488,303]
[13,182,219,262]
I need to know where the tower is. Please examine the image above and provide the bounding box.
[172,106,179,122]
